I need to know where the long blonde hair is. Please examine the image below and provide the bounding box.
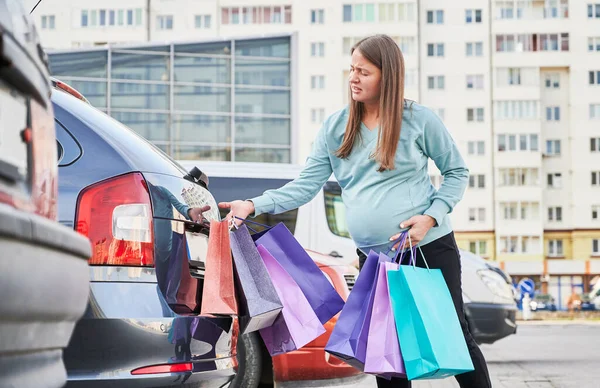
[335,34,406,172]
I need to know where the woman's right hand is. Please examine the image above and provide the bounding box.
[218,200,255,226]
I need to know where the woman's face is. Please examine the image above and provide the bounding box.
[349,49,381,105]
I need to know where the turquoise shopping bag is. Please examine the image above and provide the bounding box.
[387,244,474,380]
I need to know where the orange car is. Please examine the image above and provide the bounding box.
[270,250,361,383]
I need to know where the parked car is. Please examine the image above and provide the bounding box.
[183,161,518,346]
[51,82,237,387]
[51,79,359,387]
[0,3,91,388]
[529,294,558,312]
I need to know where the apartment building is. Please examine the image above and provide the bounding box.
[33,0,600,306]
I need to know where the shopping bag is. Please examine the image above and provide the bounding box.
[364,260,406,377]
[200,220,238,316]
[257,245,326,356]
[388,246,474,380]
[230,224,283,333]
[249,221,344,324]
[324,250,383,370]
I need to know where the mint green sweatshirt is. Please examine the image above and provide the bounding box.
[250,102,469,255]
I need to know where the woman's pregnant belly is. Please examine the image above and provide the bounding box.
[343,179,434,253]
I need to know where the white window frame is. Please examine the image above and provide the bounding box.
[311,108,326,124]
[546,139,561,155]
[547,172,562,188]
[548,239,564,257]
[545,73,560,88]
[593,205,600,220]
[589,70,600,85]
[311,75,325,90]
[427,75,445,90]
[548,206,563,222]
[467,107,485,122]
[469,174,486,189]
[466,41,484,57]
[427,9,444,24]
[311,9,324,24]
[590,104,600,119]
[592,171,600,186]
[589,37,600,52]
[311,42,325,57]
[427,43,445,57]
[467,140,485,155]
[593,239,600,255]
[157,15,173,30]
[546,106,561,121]
[466,74,484,89]
[466,9,483,23]
[592,137,600,152]
[469,240,488,256]
[468,208,486,222]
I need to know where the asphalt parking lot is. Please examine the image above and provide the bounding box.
[278,322,600,388]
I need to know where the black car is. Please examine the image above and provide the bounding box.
[0,3,91,388]
[52,82,243,387]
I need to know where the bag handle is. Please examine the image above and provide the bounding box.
[406,232,430,272]
[229,216,272,234]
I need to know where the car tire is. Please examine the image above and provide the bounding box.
[230,332,263,388]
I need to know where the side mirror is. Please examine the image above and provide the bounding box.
[184,166,209,189]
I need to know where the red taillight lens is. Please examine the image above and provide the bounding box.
[75,172,154,266]
[131,362,193,375]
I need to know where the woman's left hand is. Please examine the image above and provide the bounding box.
[389,215,437,250]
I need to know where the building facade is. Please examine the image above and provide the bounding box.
[35,0,600,307]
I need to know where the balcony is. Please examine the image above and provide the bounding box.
[494,1,569,22]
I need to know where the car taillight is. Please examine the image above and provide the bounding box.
[75,172,154,266]
[131,362,193,375]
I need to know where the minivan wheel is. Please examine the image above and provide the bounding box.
[230,332,262,388]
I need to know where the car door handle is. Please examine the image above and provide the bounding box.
[329,251,343,258]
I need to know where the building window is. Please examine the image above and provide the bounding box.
[548,206,563,221]
[466,9,483,23]
[468,141,485,155]
[501,202,519,220]
[546,106,561,121]
[592,137,600,152]
[42,15,56,29]
[469,241,487,256]
[588,3,600,18]
[590,104,600,119]
[427,10,444,24]
[195,15,212,29]
[222,6,292,25]
[546,139,561,155]
[427,76,445,90]
[500,236,540,254]
[135,8,143,25]
[157,15,173,30]
[593,171,600,186]
[498,134,538,151]
[545,73,560,88]
[466,74,484,89]
[427,43,445,57]
[593,239,600,255]
[499,168,540,186]
[496,33,569,52]
[493,100,539,120]
[109,10,115,26]
[467,108,484,122]
[466,42,484,57]
[469,208,486,222]
[311,108,325,124]
[311,9,325,24]
[500,236,519,253]
[593,205,600,220]
[100,9,106,26]
[588,37,600,51]
[547,173,562,188]
[343,3,377,23]
[589,71,600,85]
[311,75,325,89]
[81,10,88,27]
[469,174,486,189]
[311,42,325,57]
[127,9,133,25]
[548,240,564,257]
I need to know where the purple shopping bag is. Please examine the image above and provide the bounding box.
[364,260,406,378]
[251,222,344,325]
[257,245,326,356]
[230,225,283,334]
[325,250,386,370]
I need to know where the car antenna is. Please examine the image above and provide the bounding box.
[30,0,44,14]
